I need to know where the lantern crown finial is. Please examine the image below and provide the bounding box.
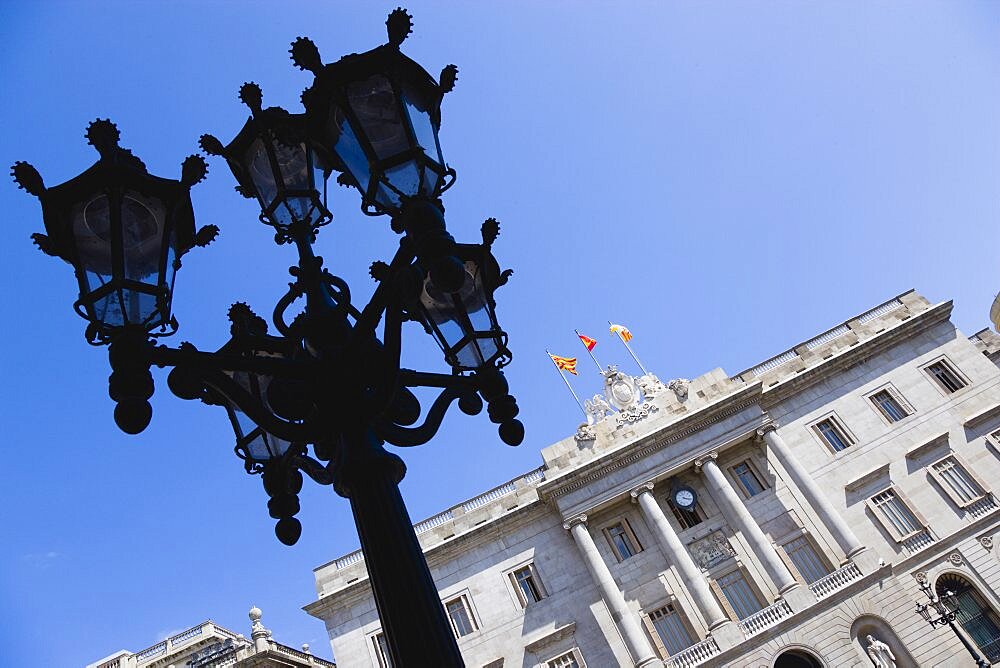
[239,82,264,115]
[439,64,459,94]
[290,36,323,75]
[386,7,413,47]
[85,118,121,157]
[10,160,45,196]
[181,154,209,186]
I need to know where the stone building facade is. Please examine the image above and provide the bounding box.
[88,608,336,668]
[305,290,1000,667]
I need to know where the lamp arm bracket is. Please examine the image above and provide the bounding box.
[398,369,478,390]
[148,344,313,380]
[197,368,320,442]
[273,281,306,338]
[374,385,464,447]
[355,242,416,336]
[291,452,334,485]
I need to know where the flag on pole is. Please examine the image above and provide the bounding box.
[609,323,633,343]
[577,333,597,351]
[549,354,578,375]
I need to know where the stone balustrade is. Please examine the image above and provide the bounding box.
[809,561,862,599]
[901,529,935,554]
[664,637,721,668]
[739,599,793,637]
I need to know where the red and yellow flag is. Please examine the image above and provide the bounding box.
[549,354,578,375]
[577,333,597,351]
[609,323,633,343]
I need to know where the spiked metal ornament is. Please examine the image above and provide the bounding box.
[12,120,215,342]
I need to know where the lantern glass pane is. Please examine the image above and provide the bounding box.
[423,166,441,196]
[93,293,125,327]
[72,193,114,278]
[274,141,310,190]
[402,87,441,164]
[328,106,371,194]
[384,160,421,198]
[347,75,409,159]
[246,138,278,207]
[122,289,159,325]
[121,191,165,282]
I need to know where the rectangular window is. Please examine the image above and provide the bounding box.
[869,489,922,539]
[508,563,546,607]
[444,595,478,638]
[649,604,695,656]
[668,498,703,529]
[371,632,393,668]
[924,360,967,394]
[604,520,642,561]
[731,461,767,497]
[717,570,763,620]
[546,649,583,668]
[930,456,987,506]
[814,418,853,452]
[869,389,910,423]
[782,536,832,584]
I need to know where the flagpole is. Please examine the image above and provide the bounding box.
[546,350,586,417]
[609,321,650,375]
[574,329,604,373]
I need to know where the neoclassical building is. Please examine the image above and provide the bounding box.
[88,608,335,668]
[305,290,1000,667]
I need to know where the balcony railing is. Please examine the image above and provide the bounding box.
[739,598,793,637]
[665,637,721,668]
[967,494,997,519]
[901,529,935,554]
[809,561,862,599]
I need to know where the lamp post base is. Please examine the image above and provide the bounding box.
[335,427,465,667]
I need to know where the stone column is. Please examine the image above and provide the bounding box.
[757,423,865,561]
[630,484,729,629]
[695,453,800,596]
[564,516,663,667]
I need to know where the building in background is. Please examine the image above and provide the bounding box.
[306,290,1000,667]
[88,607,335,668]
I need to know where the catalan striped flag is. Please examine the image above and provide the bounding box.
[549,354,578,375]
[577,333,597,351]
[609,323,633,343]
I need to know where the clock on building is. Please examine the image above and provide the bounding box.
[673,485,697,510]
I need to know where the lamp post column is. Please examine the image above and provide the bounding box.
[564,516,663,667]
[334,424,465,668]
[757,423,866,562]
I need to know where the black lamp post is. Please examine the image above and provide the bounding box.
[914,580,989,668]
[14,9,520,667]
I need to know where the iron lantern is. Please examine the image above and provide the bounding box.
[411,219,511,373]
[291,8,456,216]
[200,83,333,240]
[12,120,212,341]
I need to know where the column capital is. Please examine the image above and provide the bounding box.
[755,421,779,441]
[693,451,718,472]
[562,514,588,531]
[629,482,656,502]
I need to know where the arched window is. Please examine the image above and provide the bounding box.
[773,648,823,668]
[936,573,1000,662]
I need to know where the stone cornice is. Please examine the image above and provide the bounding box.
[537,381,764,502]
[759,301,954,405]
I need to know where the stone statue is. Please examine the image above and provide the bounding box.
[866,634,896,668]
[668,378,690,402]
[584,394,613,425]
[636,373,667,399]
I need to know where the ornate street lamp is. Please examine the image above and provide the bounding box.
[14,9,520,667]
[914,579,989,667]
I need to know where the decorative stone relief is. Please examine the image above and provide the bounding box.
[948,552,963,566]
[615,401,658,428]
[914,571,928,584]
[574,423,596,443]
[689,531,736,569]
[584,394,612,425]
[980,535,994,551]
[667,378,690,402]
[602,365,641,411]
[637,373,668,399]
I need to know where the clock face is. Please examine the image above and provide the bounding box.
[674,487,696,509]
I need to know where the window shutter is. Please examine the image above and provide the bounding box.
[708,578,739,622]
[953,452,991,499]
[508,572,527,608]
[776,542,805,584]
[887,385,915,415]
[866,494,903,542]
[641,614,669,659]
[529,562,547,599]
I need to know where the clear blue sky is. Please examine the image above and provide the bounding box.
[2,2,997,665]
